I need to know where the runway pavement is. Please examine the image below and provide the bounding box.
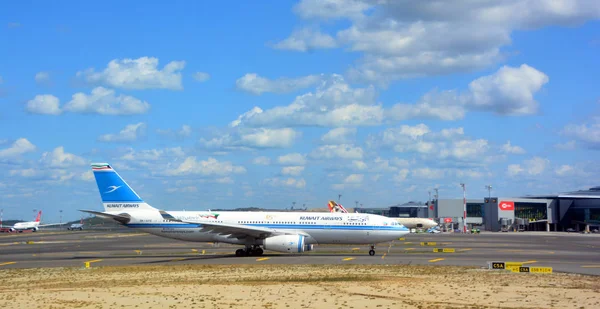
[1,230,599,275]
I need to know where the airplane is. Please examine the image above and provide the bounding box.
[327,200,438,231]
[80,163,410,257]
[8,211,62,232]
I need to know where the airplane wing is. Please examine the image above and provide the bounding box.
[78,210,131,224]
[38,222,65,227]
[159,210,307,239]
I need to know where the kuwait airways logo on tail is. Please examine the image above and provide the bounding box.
[105,185,122,193]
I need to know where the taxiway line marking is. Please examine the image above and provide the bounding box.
[343,257,355,261]
[0,262,16,267]
[170,258,186,262]
[85,259,103,264]
[428,258,445,263]
[382,253,386,260]
[457,248,472,252]
[404,248,415,251]
[256,257,270,262]
[581,265,600,268]
[521,260,537,264]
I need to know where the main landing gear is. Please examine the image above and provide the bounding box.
[369,245,376,256]
[235,245,264,257]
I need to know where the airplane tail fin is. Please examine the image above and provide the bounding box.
[35,211,41,222]
[91,163,157,212]
[327,200,348,213]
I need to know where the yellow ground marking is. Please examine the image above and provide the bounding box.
[0,262,16,267]
[404,242,413,245]
[134,250,142,255]
[521,260,537,264]
[457,248,472,252]
[256,257,270,262]
[581,265,600,268]
[428,258,445,263]
[381,253,386,260]
[441,242,453,245]
[404,248,415,251]
[79,251,101,254]
[84,259,102,268]
[0,242,19,246]
[202,250,205,255]
[398,237,405,241]
[170,258,186,262]
[191,249,198,252]
[342,257,355,261]
[351,247,360,251]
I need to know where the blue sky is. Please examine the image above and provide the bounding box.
[1,0,599,222]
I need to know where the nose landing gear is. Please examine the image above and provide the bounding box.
[369,245,375,256]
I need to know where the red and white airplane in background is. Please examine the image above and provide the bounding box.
[327,201,438,230]
[8,211,62,232]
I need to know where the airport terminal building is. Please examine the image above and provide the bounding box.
[362,186,600,232]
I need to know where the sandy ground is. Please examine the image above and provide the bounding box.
[1,264,599,309]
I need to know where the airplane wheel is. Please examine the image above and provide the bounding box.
[235,249,244,257]
[254,248,264,256]
[369,250,375,256]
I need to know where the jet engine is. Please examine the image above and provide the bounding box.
[32,227,39,232]
[263,234,307,253]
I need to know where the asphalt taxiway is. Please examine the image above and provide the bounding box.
[1,230,599,275]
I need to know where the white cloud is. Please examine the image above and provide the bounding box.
[231,75,383,127]
[281,166,305,176]
[264,177,306,189]
[344,173,363,184]
[393,169,410,182]
[507,156,550,177]
[321,127,357,144]
[412,168,445,180]
[272,28,337,52]
[26,94,61,115]
[555,165,574,176]
[80,171,94,182]
[352,160,367,170]
[98,123,146,143]
[0,138,36,158]
[252,156,271,165]
[554,140,577,151]
[277,153,307,165]
[120,147,185,161]
[293,0,371,20]
[166,157,246,177]
[310,144,364,160]
[283,0,600,83]
[63,87,150,115]
[562,118,600,148]
[157,125,192,138]
[200,128,300,150]
[77,57,185,90]
[465,64,549,115]
[39,146,86,168]
[34,71,50,84]
[502,141,526,154]
[193,72,210,83]
[236,73,323,95]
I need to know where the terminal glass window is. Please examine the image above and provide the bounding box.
[515,203,547,221]
[467,203,483,217]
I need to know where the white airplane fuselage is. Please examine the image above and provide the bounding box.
[393,218,438,230]
[118,210,408,245]
[10,221,40,232]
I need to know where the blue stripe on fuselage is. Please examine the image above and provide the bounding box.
[124,223,408,231]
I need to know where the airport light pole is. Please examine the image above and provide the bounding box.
[338,194,342,203]
[460,183,467,233]
[485,185,492,198]
[60,210,63,230]
[1,208,3,228]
